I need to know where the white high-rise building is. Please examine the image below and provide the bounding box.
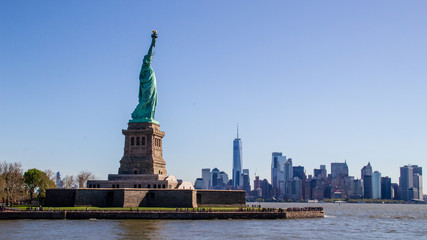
[372,171,381,199]
[232,127,243,188]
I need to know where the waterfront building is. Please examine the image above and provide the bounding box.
[412,165,423,200]
[380,176,392,199]
[391,183,400,200]
[350,178,363,199]
[271,152,287,197]
[363,175,372,199]
[202,168,211,189]
[400,165,414,201]
[409,188,419,201]
[372,171,381,199]
[399,165,423,201]
[413,174,423,200]
[232,128,243,188]
[361,163,373,199]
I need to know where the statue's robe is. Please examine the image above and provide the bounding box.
[131,55,158,123]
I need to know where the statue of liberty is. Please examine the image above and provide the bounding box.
[130,31,159,124]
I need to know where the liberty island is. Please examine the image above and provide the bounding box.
[43,31,247,209]
[1,31,323,220]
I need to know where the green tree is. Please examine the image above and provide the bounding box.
[38,171,56,200]
[23,168,55,202]
[23,169,42,202]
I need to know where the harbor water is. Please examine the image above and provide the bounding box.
[0,203,425,240]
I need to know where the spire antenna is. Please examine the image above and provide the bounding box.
[237,124,239,139]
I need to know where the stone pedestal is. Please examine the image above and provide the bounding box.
[118,122,167,176]
[87,122,183,190]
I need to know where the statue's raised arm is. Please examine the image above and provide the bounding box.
[146,30,157,60]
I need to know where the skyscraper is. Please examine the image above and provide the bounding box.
[211,168,220,188]
[400,165,414,201]
[202,168,211,189]
[314,165,327,180]
[196,168,229,190]
[363,175,372,199]
[331,162,349,179]
[232,127,242,188]
[284,158,293,196]
[242,169,251,193]
[293,166,305,180]
[361,163,373,199]
[412,165,423,201]
[391,183,400,200]
[381,177,392,199]
[361,162,372,179]
[219,171,229,185]
[413,174,423,200]
[351,179,363,199]
[194,178,205,189]
[242,169,251,192]
[371,171,381,199]
[413,165,422,176]
[271,152,286,196]
[261,179,272,199]
[254,176,261,190]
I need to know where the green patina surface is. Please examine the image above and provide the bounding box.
[130,31,159,124]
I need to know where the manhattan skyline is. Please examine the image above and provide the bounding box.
[1,1,426,188]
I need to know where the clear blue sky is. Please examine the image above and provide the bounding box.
[1,1,426,188]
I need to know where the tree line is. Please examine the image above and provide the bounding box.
[0,161,94,205]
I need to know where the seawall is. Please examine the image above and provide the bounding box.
[0,209,324,220]
[45,189,246,208]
